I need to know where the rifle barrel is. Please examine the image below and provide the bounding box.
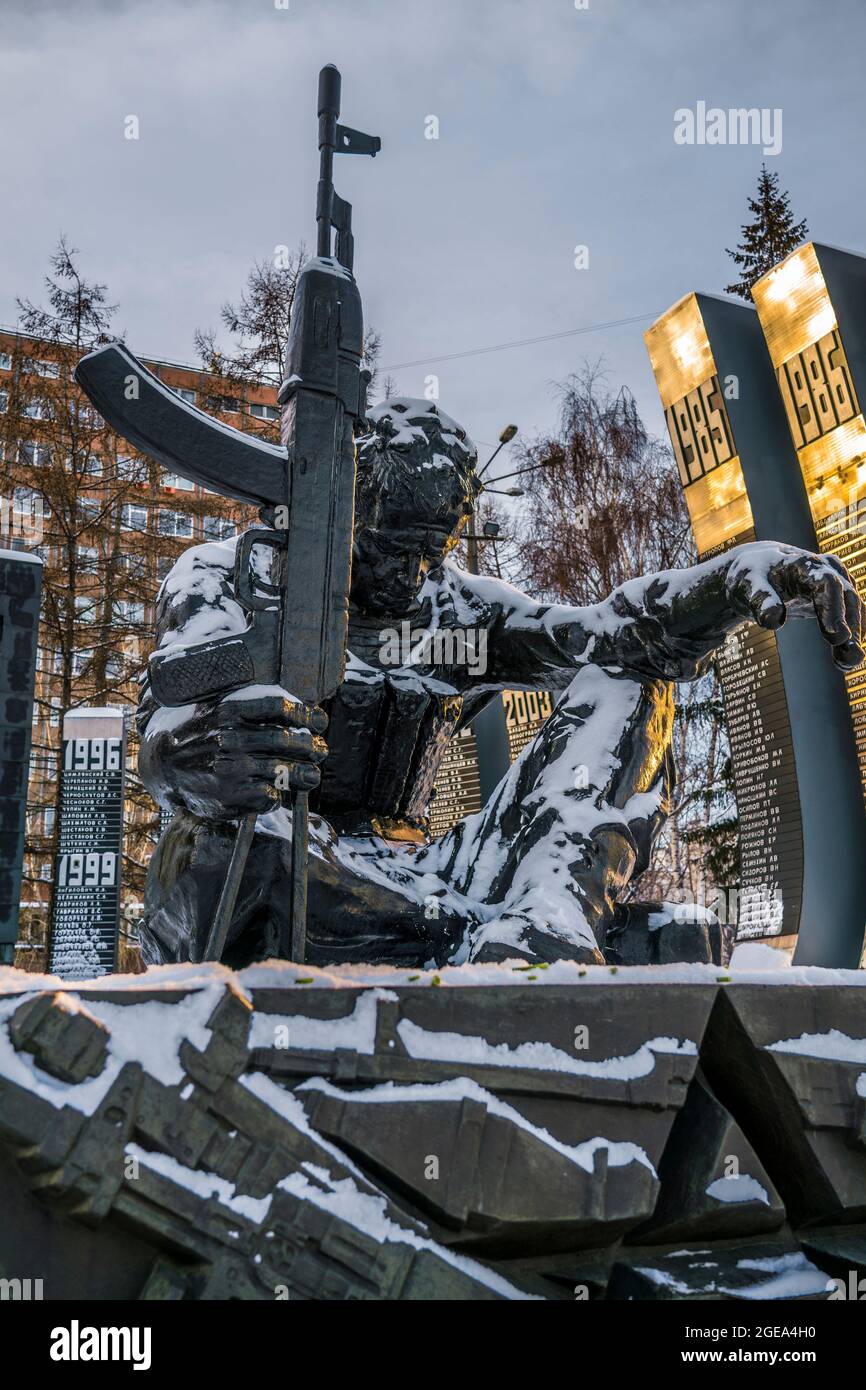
[317,65,341,257]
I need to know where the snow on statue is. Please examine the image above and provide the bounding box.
[138,399,864,970]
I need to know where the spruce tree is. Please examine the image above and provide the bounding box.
[725,164,809,300]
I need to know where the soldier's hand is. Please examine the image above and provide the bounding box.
[140,687,328,821]
[212,690,329,814]
[727,542,864,670]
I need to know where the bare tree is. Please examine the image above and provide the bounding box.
[510,363,691,599]
[3,240,245,969]
[3,241,154,956]
[195,248,383,439]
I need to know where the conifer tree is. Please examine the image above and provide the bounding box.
[725,164,809,300]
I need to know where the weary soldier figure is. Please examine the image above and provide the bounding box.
[138,399,864,970]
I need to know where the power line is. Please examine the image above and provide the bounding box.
[382,310,662,372]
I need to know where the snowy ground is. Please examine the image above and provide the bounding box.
[1,939,863,997]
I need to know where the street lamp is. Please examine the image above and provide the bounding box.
[467,427,519,800]
[478,423,518,480]
[467,423,518,575]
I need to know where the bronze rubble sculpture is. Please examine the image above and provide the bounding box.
[1,968,864,1300]
[135,396,864,970]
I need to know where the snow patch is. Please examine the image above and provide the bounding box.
[729,942,792,970]
[299,1075,657,1175]
[126,1142,271,1223]
[249,989,396,1054]
[396,1017,697,1078]
[276,1167,534,1299]
[767,1028,866,1063]
[706,1174,770,1206]
[0,984,224,1114]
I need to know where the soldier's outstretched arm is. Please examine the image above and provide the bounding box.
[577,540,864,680]
[465,540,863,687]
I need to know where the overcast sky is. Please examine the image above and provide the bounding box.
[1,0,865,477]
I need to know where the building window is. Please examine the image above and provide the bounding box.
[0,391,7,414]
[76,545,99,572]
[11,488,46,534]
[114,599,146,625]
[23,357,60,379]
[171,386,196,405]
[71,649,94,676]
[82,454,103,478]
[157,555,174,581]
[39,648,63,674]
[203,515,236,541]
[158,510,193,538]
[117,455,148,483]
[74,595,97,624]
[33,359,60,379]
[161,471,195,492]
[17,441,50,467]
[119,552,146,578]
[249,402,279,421]
[0,352,11,371]
[122,504,148,532]
[29,748,58,778]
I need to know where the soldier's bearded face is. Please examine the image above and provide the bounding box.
[351,522,455,616]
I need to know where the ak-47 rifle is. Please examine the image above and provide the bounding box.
[74,65,380,964]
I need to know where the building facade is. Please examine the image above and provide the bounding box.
[0,328,266,968]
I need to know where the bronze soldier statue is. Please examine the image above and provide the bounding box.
[136,397,864,970]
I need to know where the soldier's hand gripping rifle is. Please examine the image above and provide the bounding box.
[74,65,380,964]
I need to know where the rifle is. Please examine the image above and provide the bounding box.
[74,65,380,964]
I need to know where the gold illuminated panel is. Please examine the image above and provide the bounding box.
[775,329,858,450]
[752,243,838,370]
[753,243,866,797]
[646,292,804,945]
[682,461,753,558]
[645,295,754,557]
[815,502,866,785]
[665,375,735,484]
[644,294,716,409]
[504,689,553,760]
